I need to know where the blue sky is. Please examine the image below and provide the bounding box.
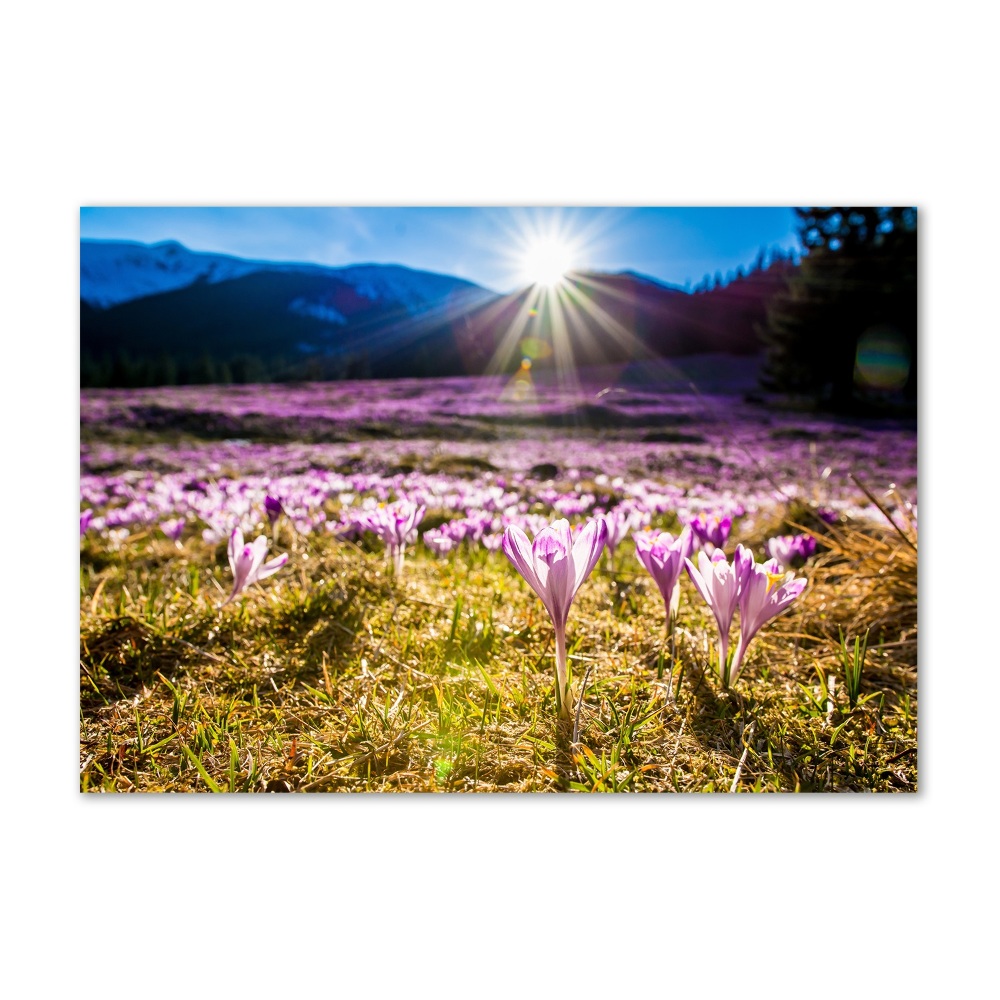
[79,207,801,293]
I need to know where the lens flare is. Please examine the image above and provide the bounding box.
[519,336,553,360]
[854,326,911,391]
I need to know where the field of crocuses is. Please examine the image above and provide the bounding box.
[80,371,917,792]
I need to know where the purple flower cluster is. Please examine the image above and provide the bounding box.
[356,501,426,576]
[766,533,817,570]
[687,512,733,552]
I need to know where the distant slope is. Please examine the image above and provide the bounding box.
[447,265,795,370]
[82,266,497,381]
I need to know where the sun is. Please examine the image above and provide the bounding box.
[517,235,576,288]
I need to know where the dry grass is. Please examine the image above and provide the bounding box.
[80,497,917,793]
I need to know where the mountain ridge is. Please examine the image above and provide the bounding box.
[80,239,797,386]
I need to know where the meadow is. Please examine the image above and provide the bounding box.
[79,368,917,792]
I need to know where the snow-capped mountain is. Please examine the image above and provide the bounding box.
[324,264,487,312]
[80,239,488,313]
[80,239,502,384]
[80,240,272,308]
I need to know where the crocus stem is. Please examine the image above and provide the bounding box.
[729,638,745,687]
[719,641,732,690]
[665,615,676,698]
[554,627,573,722]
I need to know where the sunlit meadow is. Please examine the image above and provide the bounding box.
[79,366,917,792]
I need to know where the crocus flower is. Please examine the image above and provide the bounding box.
[360,501,426,577]
[80,509,94,536]
[633,526,694,628]
[222,525,288,607]
[160,517,186,543]
[766,533,816,570]
[502,517,608,721]
[602,505,645,573]
[688,513,732,552]
[684,548,749,687]
[423,528,456,556]
[729,546,806,684]
[264,495,284,526]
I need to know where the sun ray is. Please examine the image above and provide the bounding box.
[483,284,547,376]
[477,209,669,393]
[559,277,655,361]
[543,283,583,401]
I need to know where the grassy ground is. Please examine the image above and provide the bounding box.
[79,492,917,793]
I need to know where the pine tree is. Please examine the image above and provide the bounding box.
[759,208,916,411]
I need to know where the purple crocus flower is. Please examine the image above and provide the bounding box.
[766,533,817,570]
[688,513,732,552]
[633,526,694,628]
[423,528,456,556]
[221,525,288,607]
[362,501,426,576]
[264,495,284,526]
[160,517,186,543]
[684,547,750,687]
[80,509,94,536]
[729,546,807,684]
[602,505,644,573]
[502,517,608,721]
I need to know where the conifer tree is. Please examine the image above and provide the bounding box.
[759,208,916,411]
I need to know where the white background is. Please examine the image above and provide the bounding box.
[2,1,992,996]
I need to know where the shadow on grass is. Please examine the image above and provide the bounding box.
[676,659,917,792]
[79,568,387,718]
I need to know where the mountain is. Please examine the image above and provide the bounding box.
[80,239,487,312]
[80,240,796,386]
[81,240,272,308]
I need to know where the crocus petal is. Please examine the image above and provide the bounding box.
[668,581,681,622]
[734,544,755,588]
[532,522,574,629]
[502,525,548,605]
[227,525,244,578]
[226,543,256,602]
[685,556,713,608]
[739,566,774,640]
[254,552,289,581]
[571,517,608,595]
[244,535,270,584]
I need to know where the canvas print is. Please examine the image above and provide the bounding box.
[79,207,917,792]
